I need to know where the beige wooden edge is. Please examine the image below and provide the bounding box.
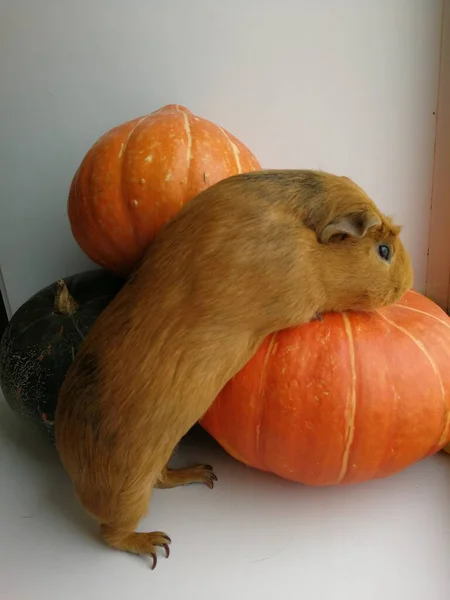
[426,0,450,312]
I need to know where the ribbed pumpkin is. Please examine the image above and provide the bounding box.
[68,104,261,276]
[0,270,124,442]
[200,290,450,486]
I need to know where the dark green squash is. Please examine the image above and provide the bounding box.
[0,269,124,443]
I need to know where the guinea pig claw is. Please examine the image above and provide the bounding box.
[145,533,171,569]
[205,470,217,488]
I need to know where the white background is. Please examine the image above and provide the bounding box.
[1,1,449,599]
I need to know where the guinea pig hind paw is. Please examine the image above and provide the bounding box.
[101,527,172,569]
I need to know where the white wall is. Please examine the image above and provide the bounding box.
[0,0,443,313]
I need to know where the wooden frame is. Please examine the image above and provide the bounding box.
[426,0,450,312]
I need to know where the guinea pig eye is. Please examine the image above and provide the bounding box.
[378,244,391,261]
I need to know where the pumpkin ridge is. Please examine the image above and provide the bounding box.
[176,104,192,195]
[70,166,116,268]
[119,115,150,252]
[337,313,358,483]
[4,309,87,349]
[122,115,150,155]
[69,315,86,342]
[255,334,277,467]
[408,289,424,298]
[67,168,83,247]
[217,126,242,174]
[396,304,450,328]
[83,147,129,270]
[175,105,193,180]
[378,311,449,449]
[6,314,67,339]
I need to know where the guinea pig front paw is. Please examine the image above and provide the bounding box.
[191,464,218,489]
[155,464,218,489]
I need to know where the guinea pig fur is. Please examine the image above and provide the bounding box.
[55,169,413,568]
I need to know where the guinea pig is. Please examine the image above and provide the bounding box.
[54,169,413,568]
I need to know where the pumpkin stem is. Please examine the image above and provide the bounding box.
[54,279,78,316]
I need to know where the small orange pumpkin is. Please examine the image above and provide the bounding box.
[68,104,261,276]
[201,290,450,486]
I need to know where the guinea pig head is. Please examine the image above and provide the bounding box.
[307,175,413,313]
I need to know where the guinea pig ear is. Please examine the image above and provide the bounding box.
[319,211,381,243]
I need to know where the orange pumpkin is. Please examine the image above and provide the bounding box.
[200,290,450,486]
[68,104,261,276]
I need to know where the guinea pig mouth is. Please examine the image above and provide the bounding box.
[389,286,403,303]
[378,286,404,308]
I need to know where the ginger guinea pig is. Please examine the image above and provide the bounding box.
[55,169,413,568]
